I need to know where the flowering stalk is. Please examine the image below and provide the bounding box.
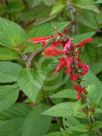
[29,32,92,100]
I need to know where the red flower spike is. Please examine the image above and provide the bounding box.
[77,38,93,48]
[70,73,79,81]
[63,39,75,54]
[43,46,63,56]
[78,63,89,75]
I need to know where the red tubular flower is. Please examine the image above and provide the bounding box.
[28,33,61,46]
[43,46,63,56]
[77,38,93,48]
[54,58,66,74]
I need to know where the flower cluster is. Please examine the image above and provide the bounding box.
[29,32,93,100]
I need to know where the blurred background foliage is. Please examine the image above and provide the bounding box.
[0,0,102,136]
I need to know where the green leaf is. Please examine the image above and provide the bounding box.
[42,102,86,118]
[50,89,77,99]
[71,124,89,132]
[72,32,95,45]
[0,84,19,112]
[43,0,55,6]
[28,22,68,37]
[0,103,31,121]
[18,68,44,102]
[50,0,66,15]
[95,0,102,3]
[91,121,102,130]
[0,61,22,83]
[90,61,102,74]
[0,17,26,48]
[45,132,62,136]
[83,71,102,105]
[0,47,20,60]
[77,11,99,30]
[0,118,24,136]
[7,1,25,13]
[72,0,99,13]
[22,104,51,136]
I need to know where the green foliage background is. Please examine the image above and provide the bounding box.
[0,0,102,136]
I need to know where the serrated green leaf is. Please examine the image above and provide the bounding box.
[83,71,102,105]
[0,61,22,83]
[0,103,31,121]
[77,11,99,30]
[72,32,95,45]
[72,0,99,13]
[50,89,77,99]
[22,104,51,136]
[0,84,19,112]
[0,118,24,136]
[0,47,20,60]
[42,102,86,118]
[18,68,44,102]
[0,17,26,48]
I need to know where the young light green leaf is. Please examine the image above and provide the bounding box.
[95,0,102,3]
[18,68,44,102]
[22,104,51,136]
[0,61,22,83]
[0,84,19,112]
[0,17,26,48]
[50,0,66,15]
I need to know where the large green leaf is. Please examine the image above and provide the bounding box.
[0,61,22,83]
[0,103,31,136]
[18,68,44,102]
[0,84,19,112]
[0,17,26,48]
[22,104,51,136]
[42,102,86,118]
[50,89,77,99]
[0,103,31,121]
[72,0,99,13]
[83,71,102,105]
[0,118,24,136]
[0,47,20,60]
[72,32,95,45]
[77,11,99,30]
